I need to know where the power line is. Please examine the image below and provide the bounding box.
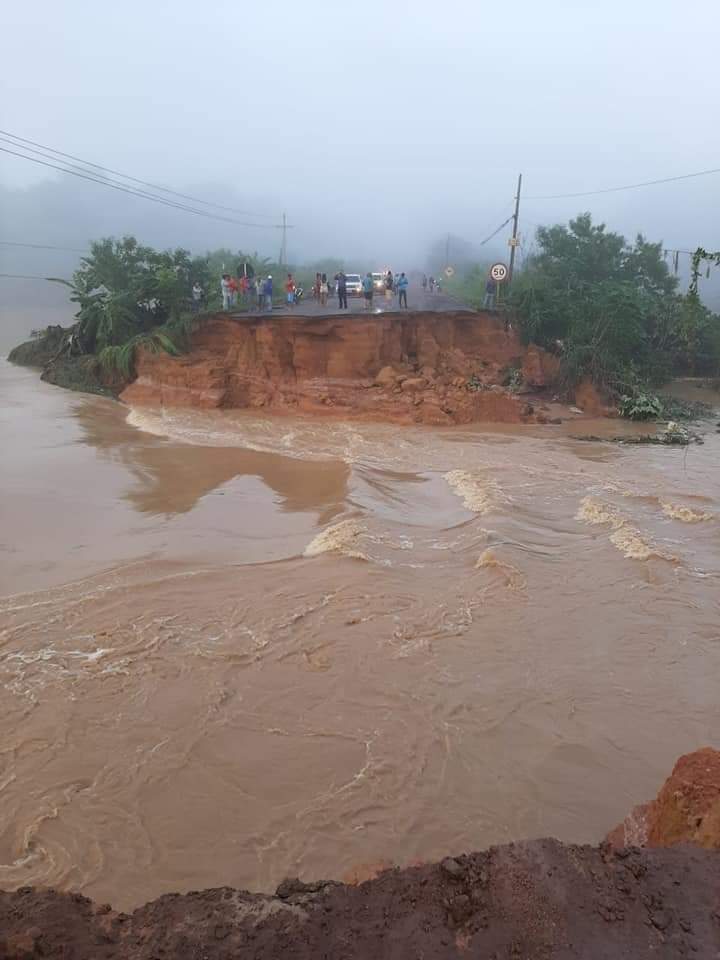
[0,145,286,230]
[0,129,277,220]
[525,166,720,200]
[479,216,513,246]
[0,273,65,280]
[0,240,86,253]
[0,136,205,213]
[0,143,281,229]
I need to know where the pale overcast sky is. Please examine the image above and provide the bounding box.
[2,0,719,264]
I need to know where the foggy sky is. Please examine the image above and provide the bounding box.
[2,0,720,339]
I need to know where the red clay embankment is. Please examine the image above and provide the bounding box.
[121,310,560,425]
[608,746,720,850]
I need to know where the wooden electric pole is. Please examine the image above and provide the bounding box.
[508,173,522,281]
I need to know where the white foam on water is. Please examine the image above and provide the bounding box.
[576,497,676,562]
[444,470,504,515]
[661,502,713,523]
[475,548,526,589]
[303,519,369,560]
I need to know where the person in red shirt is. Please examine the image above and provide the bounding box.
[228,276,239,307]
[285,273,296,309]
[239,275,249,303]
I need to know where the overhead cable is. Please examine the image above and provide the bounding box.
[479,216,513,246]
[0,146,284,230]
[0,240,86,253]
[0,273,64,280]
[0,128,277,220]
[525,166,720,200]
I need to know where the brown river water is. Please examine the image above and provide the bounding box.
[1,359,719,910]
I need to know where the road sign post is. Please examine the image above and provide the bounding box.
[489,263,508,283]
[489,262,508,307]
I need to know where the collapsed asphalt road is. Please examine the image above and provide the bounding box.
[231,283,476,318]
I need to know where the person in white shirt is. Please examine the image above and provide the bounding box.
[192,282,203,314]
[220,274,231,311]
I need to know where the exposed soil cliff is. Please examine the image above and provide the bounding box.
[2,750,719,959]
[120,311,550,425]
[608,747,720,850]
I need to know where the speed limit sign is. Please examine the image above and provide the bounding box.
[489,263,508,282]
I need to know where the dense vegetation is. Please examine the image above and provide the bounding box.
[440,262,494,303]
[29,238,303,382]
[510,214,720,396]
[43,237,210,377]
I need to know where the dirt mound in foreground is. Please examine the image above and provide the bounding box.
[2,839,719,958]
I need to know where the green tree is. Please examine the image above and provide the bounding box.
[58,236,210,353]
[509,214,712,390]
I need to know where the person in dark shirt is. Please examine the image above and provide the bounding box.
[263,275,273,312]
[336,272,348,310]
[483,277,497,309]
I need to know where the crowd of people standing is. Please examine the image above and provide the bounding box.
[343,270,410,311]
[207,267,416,315]
[218,272,275,311]
[421,274,442,294]
[191,263,497,317]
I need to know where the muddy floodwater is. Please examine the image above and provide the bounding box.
[1,359,719,911]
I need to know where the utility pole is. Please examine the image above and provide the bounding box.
[279,212,287,267]
[508,173,522,281]
[445,233,450,268]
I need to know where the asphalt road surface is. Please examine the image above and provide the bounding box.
[231,283,475,318]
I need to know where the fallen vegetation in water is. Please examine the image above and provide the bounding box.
[656,393,715,421]
[572,421,703,446]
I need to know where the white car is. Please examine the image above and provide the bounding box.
[344,273,363,296]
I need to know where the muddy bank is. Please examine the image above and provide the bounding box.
[7,325,66,368]
[7,327,122,398]
[2,751,720,958]
[120,310,560,425]
[2,840,718,958]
